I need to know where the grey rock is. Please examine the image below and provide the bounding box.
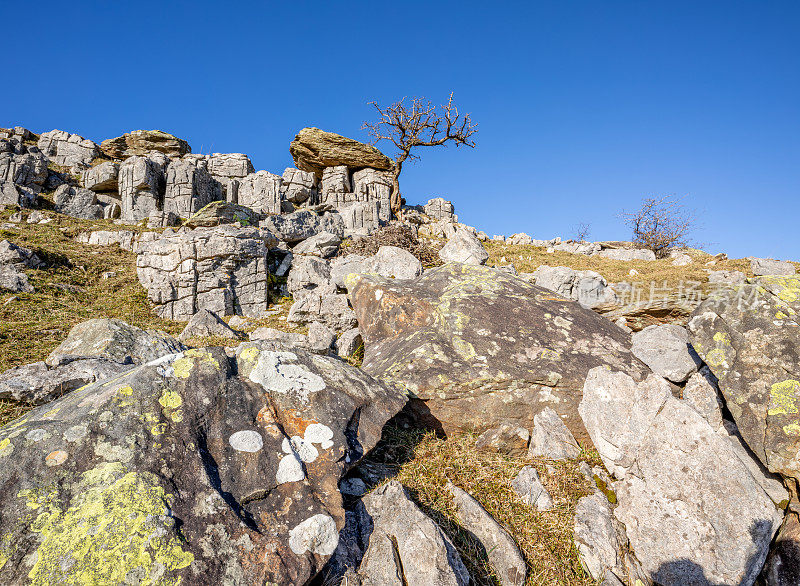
[423,197,457,222]
[183,201,260,228]
[288,292,357,333]
[598,248,656,261]
[446,482,526,586]
[511,466,554,511]
[54,184,104,219]
[580,367,783,585]
[47,318,184,367]
[0,180,22,207]
[136,225,276,320]
[438,227,489,265]
[527,406,581,460]
[320,165,351,197]
[260,210,345,243]
[330,254,368,289]
[474,423,530,457]
[683,367,724,430]
[237,170,283,215]
[81,161,119,192]
[146,210,180,229]
[0,263,32,292]
[532,265,617,309]
[630,323,702,383]
[340,202,383,236]
[292,231,341,258]
[76,229,138,251]
[287,255,334,299]
[163,158,215,218]
[248,327,309,349]
[361,246,423,280]
[574,492,638,584]
[707,269,746,285]
[336,328,363,358]
[0,239,43,268]
[308,322,336,354]
[178,309,240,342]
[281,167,317,204]
[763,513,800,586]
[37,129,100,170]
[118,155,166,222]
[352,168,392,221]
[751,257,796,276]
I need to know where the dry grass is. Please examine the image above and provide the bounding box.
[361,425,601,585]
[339,224,444,268]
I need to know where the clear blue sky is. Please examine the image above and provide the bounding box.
[2,1,798,259]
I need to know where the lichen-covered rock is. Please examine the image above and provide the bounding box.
[580,367,783,586]
[688,276,800,481]
[37,129,100,170]
[136,225,277,320]
[100,129,191,158]
[336,328,363,359]
[0,343,405,585]
[290,128,392,177]
[630,323,702,383]
[346,263,649,440]
[531,265,618,309]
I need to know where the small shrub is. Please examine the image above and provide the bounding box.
[339,224,444,268]
[621,195,697,258]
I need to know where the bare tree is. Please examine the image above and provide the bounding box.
[574,222,591,242]
[363,93,477,215]
[621,195,697,258]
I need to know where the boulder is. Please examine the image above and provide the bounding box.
[527,406,581,460]
[76,229,138,251]
[0,264,33,292]
[751,258,796,276]
[178,309,240,342]
[261,210,345,243]
[37,129,100,170]
[0,239,43,269]
[0,146,48,203]
[423,197,457,222]
[339,480,469,586]
[670,252,692,266]
[281,167,318,204]
[438,228,489,265]
[290,127,393,177]
[118,155,166,222]
[630,324,702,383]
[81,161,119,192]
[531,265,617,309]
[0,343,405,585]
[136,225,277,320]
[287,255,334,299]
[446,482,526,586]
[346,264,649,440]
[320,165,351,197]
[579,367,783,585]
[100,129,190,158]
[688,276,800,482]
[183,201,260,228]
[708,270,746,285]
[46,318,184,367]
[474,423,530,457]
[308,322,336,354]
[53,184,104,220]
[598,248,656,261]
[292,231,341,258]
[163,158,216,218]
[330,254,368,288]
[237,170,283,215]
[249,327,309,349]
[511,466,554,511]
[361,245,423,279]
[287,292,357,333]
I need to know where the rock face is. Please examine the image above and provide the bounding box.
[101,129,191,158]
[423,198,457,222]
[237,170,283,215]
[183,201,260,228]
[290,127,392,177]
[344,481,469,586]
[438,228,489,265]
[531,265,617,309]
[37,129,100,170]
[0,343,405,585]
[119,155,166,222]
[136,225,277,320]
[751,258,796,276]
[688,276,800,482]
[346,263,649,439]
[81,161,119,192]
[281,167,317,204]
[579,367,783,586]
[179,309,240,342]
[53,184,105,219]
[0,142,48,205]
[163,158,216,217]
[630,323,702,383]
[261,210,345,243]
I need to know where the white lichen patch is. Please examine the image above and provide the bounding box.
[63,425,89,443]
[304,423,334,450]
[228,430,264,453]
[276,453,306,484]
[25,428,48,442]
[288,514,339,556]
[275,423,334,485]
[248,351,326,403]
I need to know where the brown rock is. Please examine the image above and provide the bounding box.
[101,129,191,159]
[289,127,392,177]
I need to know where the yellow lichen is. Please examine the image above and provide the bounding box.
[0,438,12,458]
[158,390,183,423]
[704,349,727,368]
[783,423,800,436]
[20,462,194,585]
[768,380,800,416]
[171,349,219,379]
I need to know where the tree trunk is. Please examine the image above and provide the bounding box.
[389,163,403,218]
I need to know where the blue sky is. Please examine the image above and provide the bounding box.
[2,1,798,259]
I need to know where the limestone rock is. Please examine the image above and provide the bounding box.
[37,129,100,170]
[630,323,702,383]
[101,129,190,158]
[183,201,260,228]
[362,245,423,279]
[46,318,184,367]
[751,258,796,276]
[54,184,104,220]
[474,423,530,457]
[81,161,119,192]
[136,225,277,320]
[532,265,617,309]
[438,228,489,265]
[446,482,526,586]
[580,367,783,585]
[249,327,308,349]
[346,264,649,440]
[598,248,656,261]
[281,167,318,204]
[287,292,357,333]
[0,343,405,585]
[424,197,457,222]
[330,254,368,289]
[763,514,800,586]
[0,239,43,269]
[352,168,392,221]
[290,127,392,177]
[340,201,382,236]
[261,210,345,243]
[527,406,581,460]
[308,322,336,354]
[292,231,341,258]
[682,367,724,430]
[118,155,166,222]
[76,229,138,251]
[688,276,800,481]
[336,328,362,359]
[178,309,240,342]
[321,165,351,196]
[708,270,746,285]
[511,466,554,511]
[163,158,216,218]
[237,170,283,215]
[287,255,334,300]
[0,263,33,292]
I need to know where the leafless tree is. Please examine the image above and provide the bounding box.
[574,222,591,242]
[621,195,697,258]
[363,93,477,215]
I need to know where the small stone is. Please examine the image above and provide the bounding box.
[511,466,554,511]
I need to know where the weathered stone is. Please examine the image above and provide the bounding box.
[179,309,240,342]
[352,168,392,221]
[0,147,48,203]
[330,254,368,289]
[349,480,469,586]
[260,210,345,243]
[76,230,138,251]
[336,328,363,359]
[682,367,724,430]
[708,269,746,285]
[0,239,43,269]
[0,343,405,585]
[580,367,783,585]
[598,248,656,261]
[446,482,526,586]
[81,161,119,192]
[474,423,530,457]
[101,129,190,158]
[237,171,283,215]
[290,127,392,177]
[751,258,796,276]
[511,466,554,511]
[183,201,260,228]
[292,231,341,258]
[308,322,336,354]
[423,197,457,222]
[118,155,166,222]
[630,323,702,383]
[287,255,334,299]
[527,406,581,460]
[249,328,309,349]
[163,158,216,218]
[136,225,277,320]
[438,228,489,265]
[46,318,184,367]
[281,167,317,204]
[37,129,100,170]
[688,276,800,481]
[288,292,357,333]
[361,246,423,280]
[763,513,800,586]
[146,210,179,229]
[0,263,32,292]
[0,180,22,207]
[346,264,649,440]
[320,165,351,197]
[54,184,104,220]
[339,201,382,236]
[532,265,617,309]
